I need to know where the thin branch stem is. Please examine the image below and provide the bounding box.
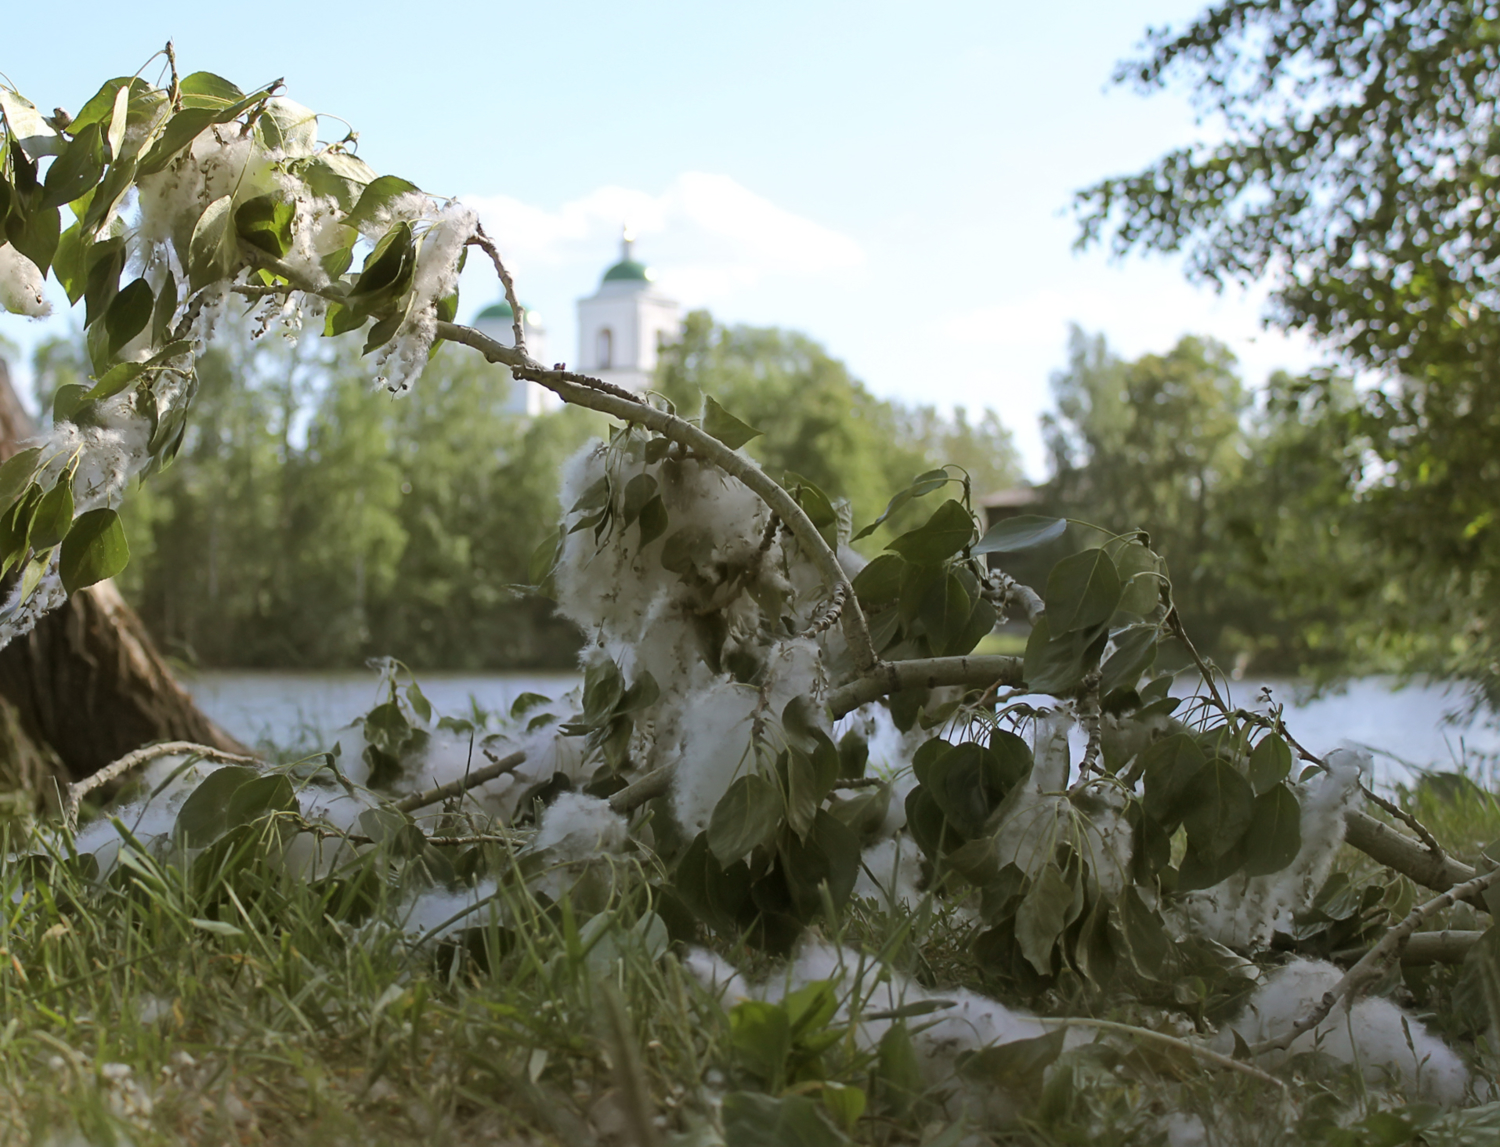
[1165,606,1233,720]
[1250,865,1500,1056]
[1037,1017,1287,1089]
[392,751,526,814]
[65,742,261,824]
[1360,782,1446,863]
[470,223,526,354]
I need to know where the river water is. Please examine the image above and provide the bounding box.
[184,670,1500,787]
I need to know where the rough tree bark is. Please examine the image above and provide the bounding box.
[0,359,246,796]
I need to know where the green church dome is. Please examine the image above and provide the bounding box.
[476,300,515,320]
[602,259,652,284]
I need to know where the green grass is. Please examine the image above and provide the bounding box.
[6,758,1500,1145]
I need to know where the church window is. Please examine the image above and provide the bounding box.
[597,327,614,369]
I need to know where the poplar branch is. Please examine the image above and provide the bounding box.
[469,223,526,354]
[65,742,262,824]
[1342,809,1485,907]
[828,655,1025,718]
[1251,865,1500,1056]
[392,750,527,814]
[434,319,879,671]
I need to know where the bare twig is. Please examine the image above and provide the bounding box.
[1165,607,1233,721]
[1077,670,1103,776]
[1360,783,1446,864]
[65,742,261,824]
[165,41,181,111]
[470,223,526,354]
[1251,865,1500,1056]
[393,751,526,814]
[1037,1017,1287,1090]
[827,655,1024,718]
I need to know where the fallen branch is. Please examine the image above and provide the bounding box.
[1252,865,1500,1056]
[1342,809,1484,907]
[64,741,261,824]
[435,319,879,672]
[828,655,1024,718]
[393,751,527,814]
[608,764,676,816]
[1397,929,1486,965]
[1039,1017,1287,1090]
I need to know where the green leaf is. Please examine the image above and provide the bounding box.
[52,223,87,304]
[1116,884,1171,979]
[0,89,62,158]
[0,447,41,513]
[728,1001,793,1088]
[960,1028,1066,1093]
[784,472,840,548]
[708,773,783,865]
[580,658,625,726]
[173,766,259,846]
[234,194,295,258]
[28,476,74,550]
[405,681,432,724]
[972,514,1066,555]
[17,550,50,603]
[151,270,178,345]
[919,571,972,656]
[851,552,904,607]
[42,123,106,209]
[1140,734,1207,827]
[1045,547,1122,633]
[0,486,41,577]
[346,222,416,315]
[59,507,129,593]
[852,468,950,541]
[1180,759,1256,859]
[103,277,154,358]
[884,498,975,564]
[52,383,91,424]
[660,525,714,574]
[1241,784,1303,877]
[177,72,245,109]
[926,741,1012,838]
[702,395,762,450]
[620,473,658,528]
[1099,624,1159,697]
[1015,862,1071,975]
[7,195,60,275]
[344,175,420,232]
[187,195,238,293]
[1248,734,1293,795]
[137,85,276,175]
[722,1091,850,1147]
[1022,615,1107,695]
[1113,541,1164,616]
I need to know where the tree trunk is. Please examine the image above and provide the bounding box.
[0,359,247,790]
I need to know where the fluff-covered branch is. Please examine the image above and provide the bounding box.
[827,654,1024,718]
[435,319,879,671]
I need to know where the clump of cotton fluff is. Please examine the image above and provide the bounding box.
[0,243,50,316]
[689,941,1080,1126]
[670,679,759,835]
[135,127,277,266]
[852,836,925,911]
[533,793,628,862]
[375,202,478,395]
[1216,957,1471,1104]
[1176,749,1368,949]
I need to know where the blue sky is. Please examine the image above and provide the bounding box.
[0,0,1318,475]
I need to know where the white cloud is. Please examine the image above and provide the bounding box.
[461,172,863,305]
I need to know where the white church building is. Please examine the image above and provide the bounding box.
[473,232,682,415]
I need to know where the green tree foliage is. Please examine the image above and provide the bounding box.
[1041,327,1386,676]
[657,311,1021,533]
[83,325,598,669]
[1076,0,1500,700]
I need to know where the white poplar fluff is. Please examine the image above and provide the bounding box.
[1217,957,1471,1104]
[1176,749,1368,948]
[0,108,474,650]
[552,441,838,836]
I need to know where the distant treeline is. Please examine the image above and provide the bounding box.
[24,310,1021,671]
